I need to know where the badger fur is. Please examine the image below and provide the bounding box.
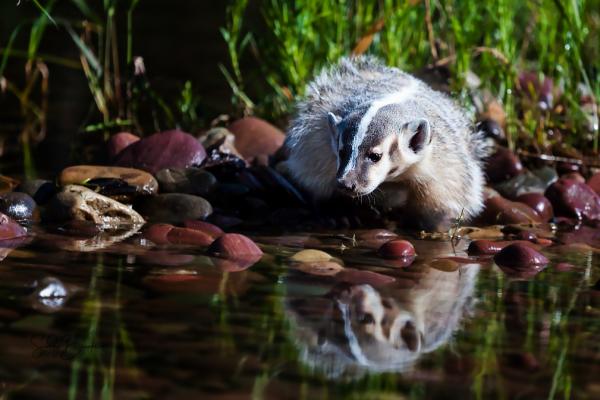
[281,56,488,229]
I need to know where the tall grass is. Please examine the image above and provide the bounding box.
[221,0,599,151]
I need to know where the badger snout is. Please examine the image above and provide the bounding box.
[337,177,356,193]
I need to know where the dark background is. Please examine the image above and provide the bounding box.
[0,1,239,175]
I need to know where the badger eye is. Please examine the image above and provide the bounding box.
[366,152,382,163]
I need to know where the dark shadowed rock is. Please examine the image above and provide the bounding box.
[0,212,27,241]
[138,193,213,224]
[495,172,547,199]
[16,179,56,205]
[545,179,600,221]
[562,172,585,183]
[227,117,285,161]
[155,167,217,196]
[485,147,523,184]
[494,243,548,269]
[114,130,206,174]
[0,192,37,223]
[476,119,505,144]
[59,165,158,196]
[479,196,541,225]
[43,185,145,229]
[515,193,554,221]
[108,132,140,158]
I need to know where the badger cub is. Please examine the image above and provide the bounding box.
[282,56,487,230]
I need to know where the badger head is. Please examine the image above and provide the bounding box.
[328,102,432,197]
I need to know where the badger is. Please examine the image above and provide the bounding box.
[281,56,488,230]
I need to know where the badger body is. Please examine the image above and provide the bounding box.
[282,56,487,230]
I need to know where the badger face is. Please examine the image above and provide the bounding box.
[328,103,432,197]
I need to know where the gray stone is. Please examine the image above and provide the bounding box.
[138,193,213,224]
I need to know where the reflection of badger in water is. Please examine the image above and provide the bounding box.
[285,264,479,378]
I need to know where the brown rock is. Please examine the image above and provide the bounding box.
[167,227,214,246]
[143,223,174,245]
[59,165,158,195]
[0,212,26,241]
[545,178,600,221]
[378,239,416,259]
[227,117,285,161]
[494,243,548,269]
[480,196,541,225]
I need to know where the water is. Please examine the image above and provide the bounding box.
[0,227,598,399]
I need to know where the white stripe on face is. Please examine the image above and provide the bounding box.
[341,81,419,177]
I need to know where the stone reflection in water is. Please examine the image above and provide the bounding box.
[285,263,479,377]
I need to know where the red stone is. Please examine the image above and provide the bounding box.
[183,220,224,238]
[494,243,548,269]
[143,223,174,245]
[167,227,214,246]
[336,268,396,287]
[515,193,554,222]
[378,239,416,259]
[587,172,600,195]
[208,233,263,260]
[485,147,523,184]
[108,132,140,159]
[545,178,600,221]
[0,212,26,241]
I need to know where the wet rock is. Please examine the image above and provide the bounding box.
[495,171,547,199]
[143,223,174,245]
[355,229,399,249]
[556,161,581,175]
[378,240,416,259]
[138,193,212,224]
[16,179,56,205]
[207,213,243,229]
[227,117,285,161]
[430,258,460,272]
[167,226,214,246]
[545,179,600,221]
[468,240,506,255]
[43,185,145,229]
[108,132,140,158]
[155,167,217,196]
[557,225,600,248]
[587,172,600,195]
[0,212,27,241]
[60,165,158,196]
[485,147,523,184]
[494,243,548,269]
[290,249,333,263]
[114,129,206,174]
[554,262,575,272]
[468,239,538,255]
[515,231,537,242]
[208,233,262,259]
[336,268,396,287]
[183,220,224,238]
[295,261,344,276]
[30,277,69,313]
[515,193,554,221]
[479,196,541,225]
[0,192,36,223]
[476,119,505,144]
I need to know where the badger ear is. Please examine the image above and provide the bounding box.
[327,112,343,139]
[399,321,423,352]
[406,119,431,153]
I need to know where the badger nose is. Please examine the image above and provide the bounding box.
[337,178,356,192]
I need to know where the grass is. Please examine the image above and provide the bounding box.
[221,0,599,152]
